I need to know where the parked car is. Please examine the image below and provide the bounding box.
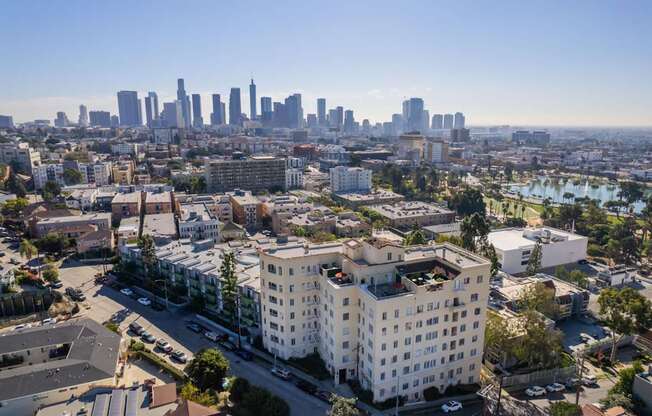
[295,380,317,394]
[204,331,220,342]
[271,367,291,380]
[137,297,152,306]
[129,322,145,335]
[546,383,565,392]
[582,375,598,387]
[525,386,546,397]
[141,331,156,343]
[579,333,594,343]
[156,339,174,353]
[236,349,253,361]
[565,378,581,389]
[120,288,134,296]
[186,322,202,333]
[442,401,463,413]
[9,258,20,265]
[219,340,237,351]
[41,317,56,325]
[171,350,188,363]
[314,390,332,402]
[49,280,63,289]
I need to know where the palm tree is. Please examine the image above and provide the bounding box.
[19,239,37,261]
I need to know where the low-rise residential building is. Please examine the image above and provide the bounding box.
[331,189,405,209]
[121,239,262,332]
[596,265,637,287]
[77,161,112,185]
[422,223,462,240]
[0,141,40,174]
[634,365,652,412]
[491,274,589,320]
[335,211,371,238]
[145,191,173,215]
[112,160,135,185]
[178,203,221,243]
[258,237,491,403]
[34,212,111,238]
[64,188,98,211]
[229,189,262,230]
[117,216,140,246]
[0,318,124,415]
[111,191,142,221]
[175,193,233,223]
[486,227,588,275]
[368,201,456,230]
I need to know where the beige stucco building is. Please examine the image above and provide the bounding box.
[258,237,490,404]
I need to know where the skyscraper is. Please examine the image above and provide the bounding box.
[431,114,443,130]
[443,113,454,129]
[89,111,111,127]
[145,92,159,128]
[343,110,355,132]
[78,105,89,127]
[317,98,326,126]
[335,106,344,129]
[177,78,191,128]
[210,94,224,125]
[161,101,183,128]
[110,115,120,127]
[454,112,465,129]
[284,94,303,128]
[249,79,257,120]
[229,88,242,126]
[273,102,287,127]
[260,96,273,124]
[116,91,141,127]
[55,111,69,127]
[191,94,203,128]
[422,110,430,133]
[403,97,424,132]
[391,113,403,135]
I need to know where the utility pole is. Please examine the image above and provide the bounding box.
[575,350,586,405]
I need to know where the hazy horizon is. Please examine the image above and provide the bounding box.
[1,0,650,127]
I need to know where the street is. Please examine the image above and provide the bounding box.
[56,262,331,416]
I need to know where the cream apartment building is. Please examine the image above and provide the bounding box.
[258,237,491,404]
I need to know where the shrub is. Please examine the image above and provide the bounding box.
[235,385,289,416]
[287,353,330,380]
[549,401,581,416]
[130,340,145,351]
[423,386,441,401]
[104,322,120,334]
[229,377,251,403]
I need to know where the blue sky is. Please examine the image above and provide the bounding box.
[1,0,651,126]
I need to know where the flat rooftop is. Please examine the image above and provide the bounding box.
[487,227,586,251]
[112,192,141,204]
[146,191,171,204]
[37,212,111,225]
[369,201,455,220]
[259,240,343,259]
[143,213,177,237]
[404,244,488,268]
[333,189,404,202]
[180,203,215,222]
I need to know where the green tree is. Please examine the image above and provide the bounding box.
[549,401,581,416]
[598,288,652,362]
[448,188,486,217]
[460,212,490,252]
[513,310,563,369]
[220,251,238,324]
[63,168,83,185]
[484,312,516,363]
[179,382,217,407]
[35,233,70,254]
[2,198,28,219]
[42,180,61,202]
[19,239,38,261]
[228,377,251,403]
[480,243,501,277]
[618,181,644,205]
[5,173,27,197]
[600,392,633,412]
[185,348,230,391]
[42,263,59,282]
[606,217,641,264]
[404,228,426,246]
[525,240,542,275]
[137,234,156,278]
[329,395,359,416]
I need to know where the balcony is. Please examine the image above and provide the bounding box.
[366,282,410,300]
[321,265,354,287]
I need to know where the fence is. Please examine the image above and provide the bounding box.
[501,366,577,390]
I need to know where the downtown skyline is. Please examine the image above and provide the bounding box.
[1,0,651,126]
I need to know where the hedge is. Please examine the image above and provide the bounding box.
[128,341,187,382]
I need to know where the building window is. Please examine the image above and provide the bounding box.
[343,313,350,321]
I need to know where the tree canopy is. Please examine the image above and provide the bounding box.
[185,348,230,391]
[448,188,486,217]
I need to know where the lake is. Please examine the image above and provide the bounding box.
[508,177,649,214]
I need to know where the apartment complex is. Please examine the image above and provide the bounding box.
[229,190,262,229]
[111,191,142,221]
[34,212,111,238]
[258,237,491,403]
[368,201,456,230]
[487,227,588,274]
[178,202,221,242]
[330,166,372,193]
[33,163,65,189]
[0,141,40,174]
[205,156,286,193]
[145,191,173,214]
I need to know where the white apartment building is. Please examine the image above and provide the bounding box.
[286,169,304,190]
[330,166,372,193]
[487,227,588,274]
[259,237,490,403]
[178,203,221,243]
[111,142,141,156]
[78,162,112,185]
[33,163,65,189]
[425,139,449,164]
[0,141,40,174]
